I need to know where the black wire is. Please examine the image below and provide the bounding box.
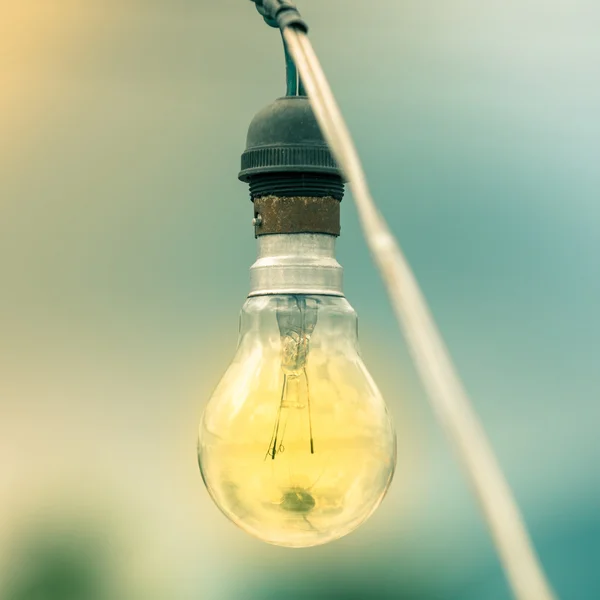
[298,74,306,96]
[252,2,308,96]
[281,31,298,96]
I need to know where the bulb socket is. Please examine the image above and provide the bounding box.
[253,195,340,237]
[240,97,345,237]
[248,173,344,201]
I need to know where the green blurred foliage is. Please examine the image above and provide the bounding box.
[2,525,116,600]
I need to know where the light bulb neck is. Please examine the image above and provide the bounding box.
[249,233,344,297]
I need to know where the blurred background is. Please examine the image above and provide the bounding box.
[1,1,599,598]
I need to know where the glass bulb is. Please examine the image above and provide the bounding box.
[198,293,396,547]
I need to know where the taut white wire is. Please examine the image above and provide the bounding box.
[284,27,556,600]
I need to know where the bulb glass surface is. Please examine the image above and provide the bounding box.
[198,294,396,548]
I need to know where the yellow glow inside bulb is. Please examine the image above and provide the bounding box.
[198,295,396,547]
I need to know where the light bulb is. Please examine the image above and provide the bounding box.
[198,234,396,547]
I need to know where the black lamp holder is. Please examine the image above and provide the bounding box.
[240,1,344,237]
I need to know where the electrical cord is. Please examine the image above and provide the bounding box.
[282,31,304,96]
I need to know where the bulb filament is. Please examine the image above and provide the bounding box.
[265,297,318,461]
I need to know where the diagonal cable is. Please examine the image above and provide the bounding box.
[283,24,556,600]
